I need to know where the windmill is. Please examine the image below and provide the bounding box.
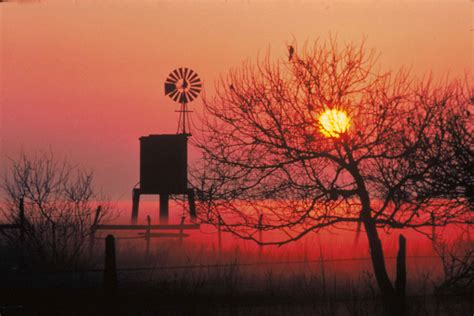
[128,68,202,225]
[164,68,202,135]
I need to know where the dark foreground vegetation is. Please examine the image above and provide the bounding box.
[1,233,472,315]
[0,284,472,315]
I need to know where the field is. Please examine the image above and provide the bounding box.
[1,201,472,315]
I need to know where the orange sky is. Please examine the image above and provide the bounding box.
[1,0,472,199]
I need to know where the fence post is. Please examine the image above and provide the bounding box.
[187,189,196,219]
[179,216,185,243]
[104,235,117,296]
[89,206,101,256]
[395,234,407,315]
[131,188,140,225]
[217,215,222,253]
[319,243,326,296]
[431,212,436,243]
[258,214,263,257]
[19,198,25,270]
[146,215,151,256]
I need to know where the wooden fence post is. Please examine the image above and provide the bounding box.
[104,235,117,296]
[187,189,196,219]
[430,212,436,243]
[19,198,25,270]
[395,234,407,315]
[89,206,101,256]
[146,215,151,256]
[319,243,326,296]
[218,215,222,253]
[131,188,140,225]
[258,214,263,257]
[179,216,185,243]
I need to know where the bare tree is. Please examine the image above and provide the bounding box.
[0,151,111,270]
[416,92,473,205]
[192,38,472,311]
[434,237,473,296]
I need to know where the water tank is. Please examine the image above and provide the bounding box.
[139,134,188,194]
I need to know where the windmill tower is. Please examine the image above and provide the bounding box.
[164,67,202,135]
[131,68,202,224]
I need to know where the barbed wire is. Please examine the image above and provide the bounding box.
[35,255,440,274]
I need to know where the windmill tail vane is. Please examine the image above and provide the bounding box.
[164,67,202,135]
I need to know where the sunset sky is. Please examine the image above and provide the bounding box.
[1,0,471,199]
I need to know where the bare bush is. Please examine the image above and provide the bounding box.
[434,238,474,296]
[0,151,111,270]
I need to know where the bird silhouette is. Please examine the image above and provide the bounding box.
[288,45,295,61]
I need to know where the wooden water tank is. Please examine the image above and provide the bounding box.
[139,134,188,194]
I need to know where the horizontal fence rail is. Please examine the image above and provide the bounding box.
[92,224,200,230]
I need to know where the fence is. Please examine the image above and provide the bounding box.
[0,233,430,297]
[0,199,446,296]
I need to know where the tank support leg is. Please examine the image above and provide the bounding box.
[131,189,140,224]
[187,189,196,219]
[160,193,169,224]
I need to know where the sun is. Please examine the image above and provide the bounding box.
[318,109,350,138]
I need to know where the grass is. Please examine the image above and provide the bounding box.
[0,222,472,315]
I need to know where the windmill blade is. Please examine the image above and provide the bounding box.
[188,89,199,99]
[183,68,190,80]
[189,87,201,95]
[169,89,179,100]
[187,91,197,102]
[165,77,177,84]
[188,69,196,82]
[164,82,176,95]
[173,69,180,80]
[186,69,195,81]
[190,80,201,87]
[173,91,182,102]
[189,73,200,81]
[168,71,179,81]
[188,72,198,82]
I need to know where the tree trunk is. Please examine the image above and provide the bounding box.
[364,218,409,315]
[347,156,404,314]
[395,234,407,315]
[363,216,395,297]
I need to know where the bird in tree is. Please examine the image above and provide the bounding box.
[288,45,295,61]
